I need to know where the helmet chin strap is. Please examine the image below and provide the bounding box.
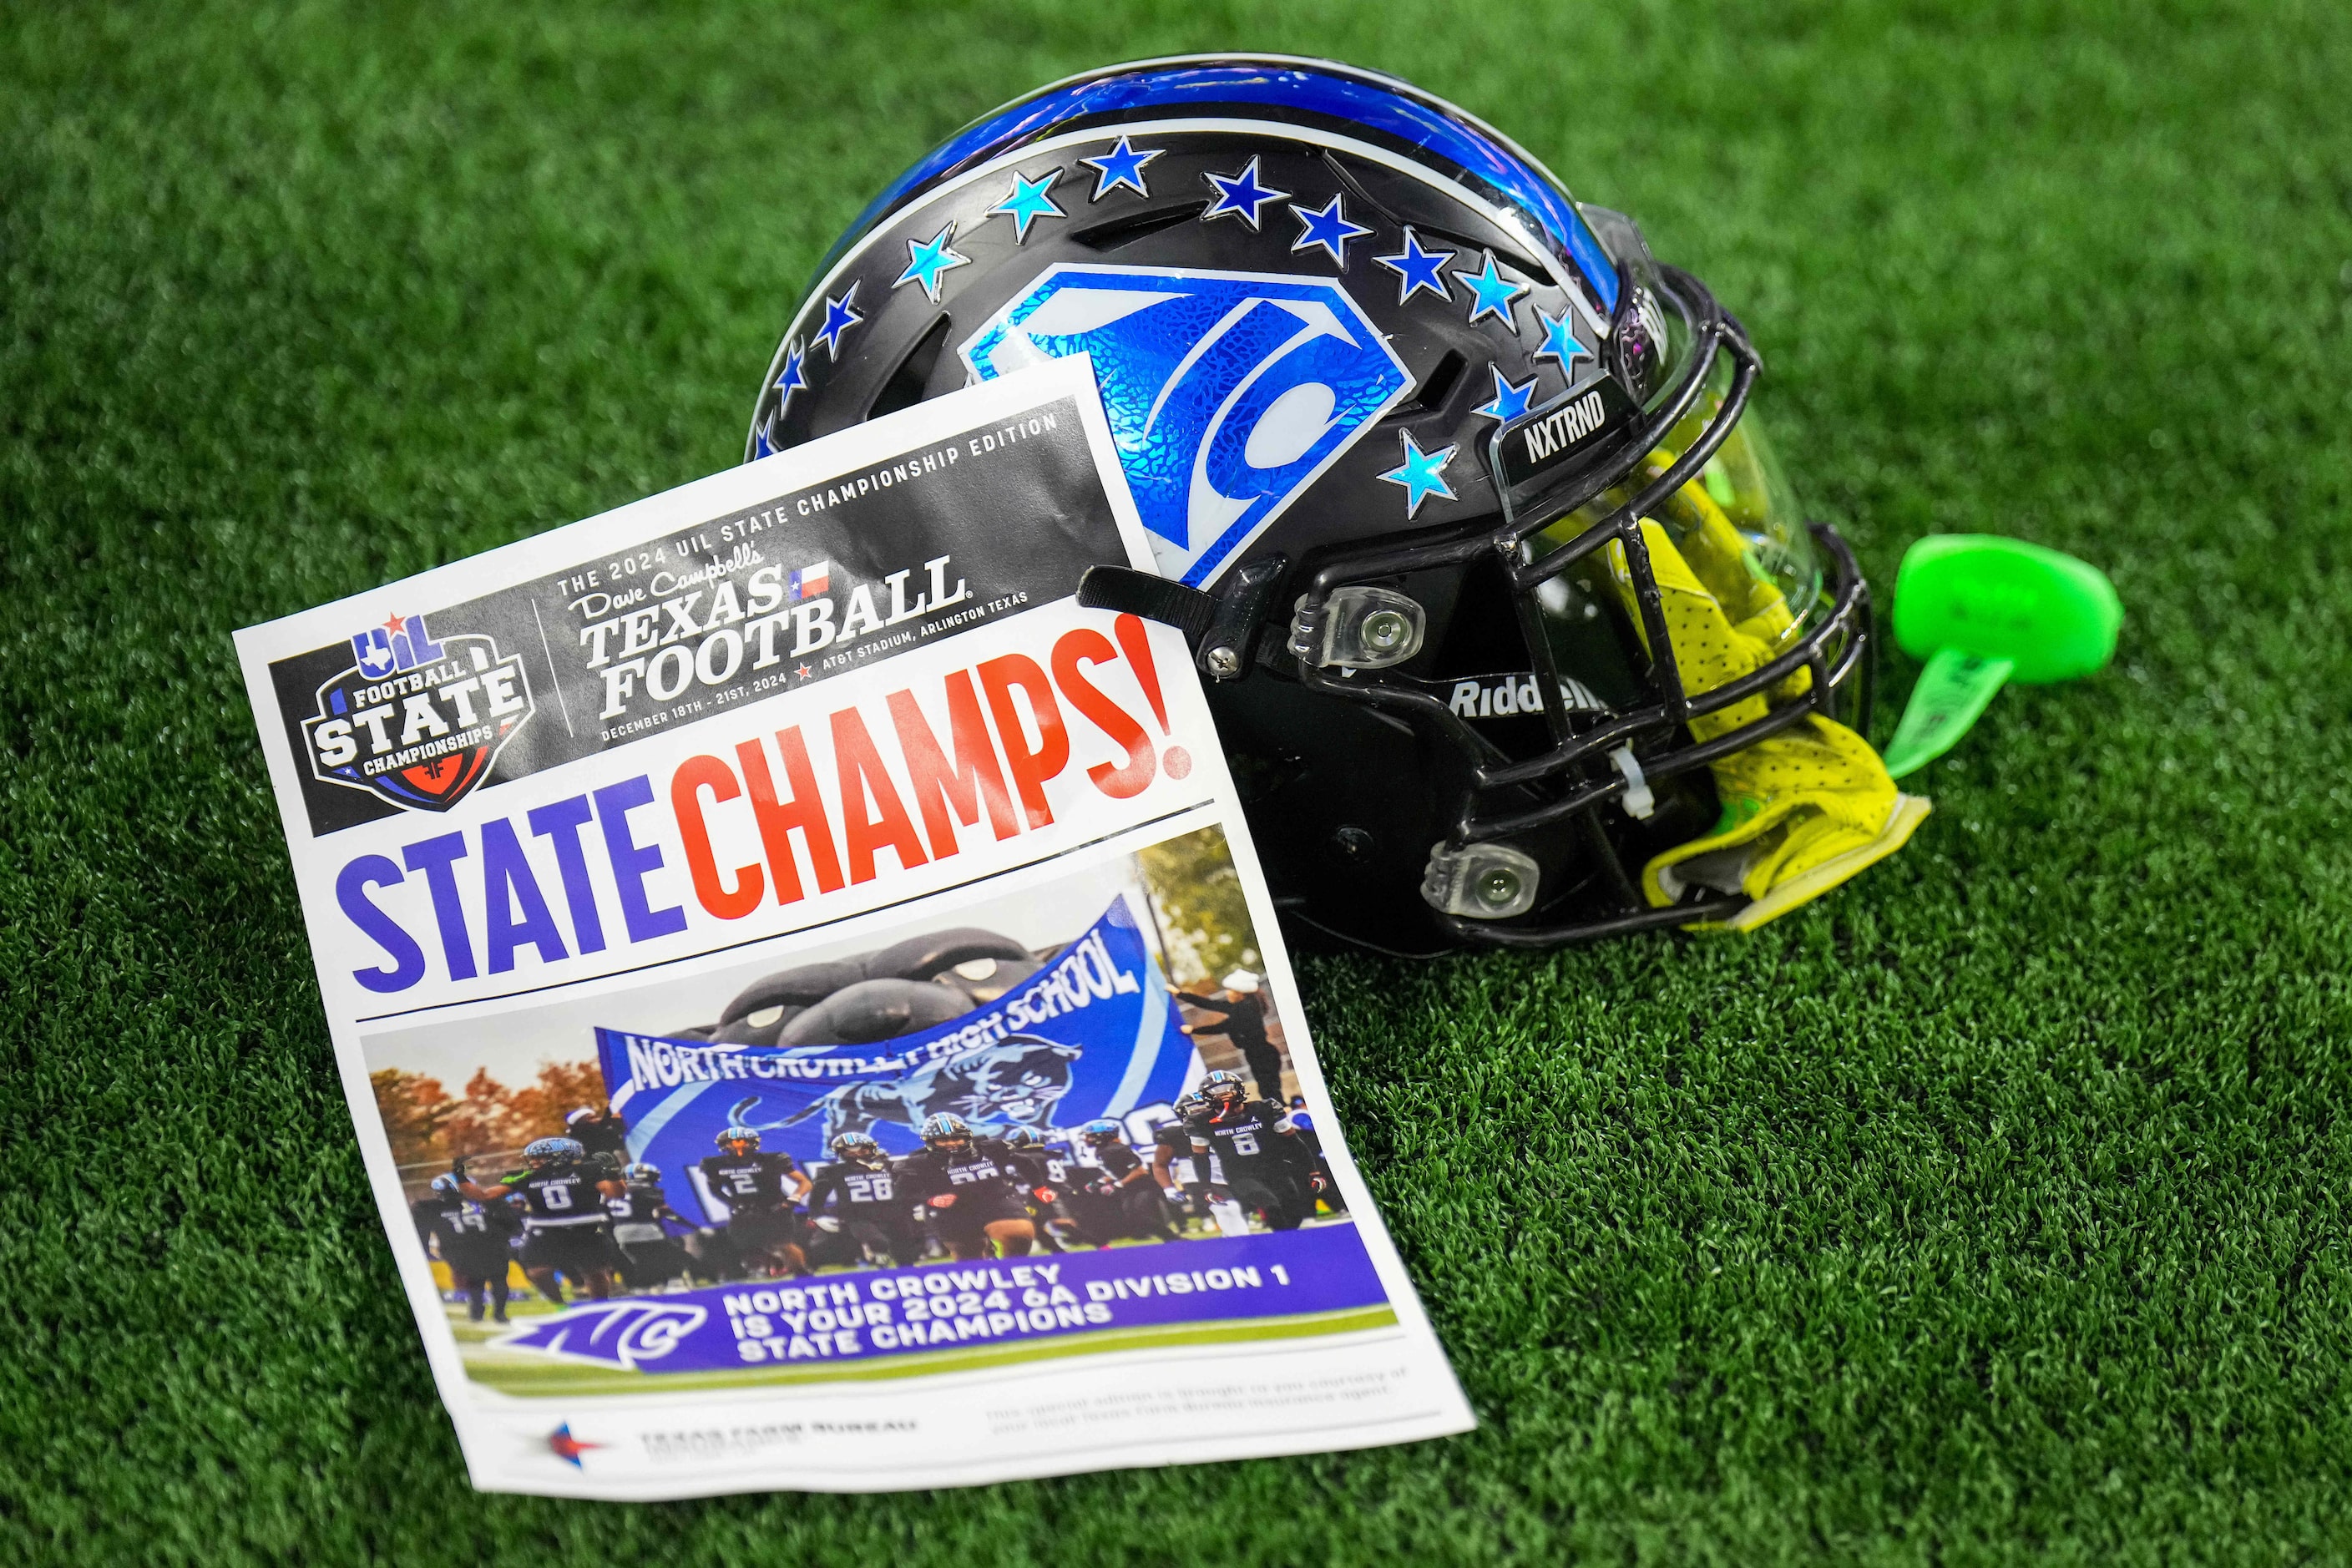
[1077,556,1288,683]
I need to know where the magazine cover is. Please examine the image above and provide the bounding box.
[233,357,1474,1497]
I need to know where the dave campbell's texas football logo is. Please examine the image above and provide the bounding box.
[301,611,534,812]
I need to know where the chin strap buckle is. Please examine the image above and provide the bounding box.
[1077,556,1287,683]
[1610,746,1657,819]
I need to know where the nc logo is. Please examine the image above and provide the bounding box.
[960,266,1411,585]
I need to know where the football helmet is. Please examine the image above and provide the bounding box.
[748,56,1919,953]
[1198,1070,1247,1110]
[830,1131,886,1163]
[624,1162,661,1183]
[1173,1090,1211,1119]
[1000,1127,1040,1151]
[716,1125,761,1154]
[919,1112,977,1151]
[524,1136,583,1167]
[429,1173,462,1196]
[1078,1118,1124,1146]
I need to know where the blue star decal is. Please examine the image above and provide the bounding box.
[751,417,776,459]
[1374,227,1454,306]
[771,339,808,416]
[1378,431,1458,518]
[812,281,863,359]
[1080,135,1161,201]
[1471,364,1538,424]
[1201,156,1289,230]
[893,226,969,304]
[1288,192,1373,267]
[1454,251,1529,327]
[988,169,1065,243]
[1535,306,1592,373]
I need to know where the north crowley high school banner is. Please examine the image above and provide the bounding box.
[597,896,1193,1223]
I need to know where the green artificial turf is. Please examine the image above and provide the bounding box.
[7,0,2352,1560]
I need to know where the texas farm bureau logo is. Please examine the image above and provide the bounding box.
[301,610,534,812]
[959,266,1410,585]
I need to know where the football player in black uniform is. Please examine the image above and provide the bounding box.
[460,1137,624,1305]
[604,1162,694,1292]
[802,1133,921,1269]
[696,1125,812,1278]
[1151,1092,1218,1230]
[1001,1127,1079,1253]
[897,1114,1047,1260]
[1184,1071,1317,1232]
[1069,1119,1178,1246]
[412,1172,522,1323]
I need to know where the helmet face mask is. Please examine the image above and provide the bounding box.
[717,1126,761,1156]
[748,55,1874,954]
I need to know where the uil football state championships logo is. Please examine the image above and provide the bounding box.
[959,265,1411,586]
[301,611,535,812]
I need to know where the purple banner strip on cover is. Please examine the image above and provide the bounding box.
[499,1223,1388,1375]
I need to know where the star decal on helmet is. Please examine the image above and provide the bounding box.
[1080,134,1161,201]
[1534,306,1592,373]
[1379,430,1458,518]
[1201,156,1288,230]
[751,416,776,458]
[894,225,969,304]
[812,281,865,359]
[1454,251,1529,327]
[771,339,809,413]
[1374,226,1454,306]
[988,169,1065,243]
[1471,365,1538,424]
[1288,192,1372,267]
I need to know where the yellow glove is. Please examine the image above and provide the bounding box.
[1604,494,1929,932]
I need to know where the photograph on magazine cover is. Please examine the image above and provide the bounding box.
[363,821,1390,1399]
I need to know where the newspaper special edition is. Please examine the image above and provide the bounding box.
[234,360,1474,1498]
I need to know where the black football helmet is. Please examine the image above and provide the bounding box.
[746,56,1875,954]
[919,1113,977,1153]
[829,1131,886,1164]
[1198,1070,1248,1110]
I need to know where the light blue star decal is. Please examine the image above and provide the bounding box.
[1471,364,1538,424]
[1080,135,1161,201]
[1454,251,1529,327]
[1288,192,1373,267]
[1535,306,1592,373]
[1378,430,1458,518]
[893,225,969,304]
[1373,227,1454,306]
[771,339,808,416]
[813,282,864,359]
[988,169,1065,243]
[1202,156,1289,230]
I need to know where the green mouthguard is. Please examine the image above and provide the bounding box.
[1883,534,2123,778]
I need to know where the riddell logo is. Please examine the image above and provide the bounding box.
[301,611,535,812]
